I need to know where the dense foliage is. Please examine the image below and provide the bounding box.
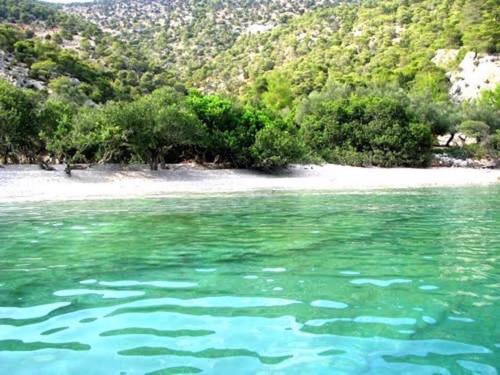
[0,79,40,162]
[0,80,303,169]
[194,0,499,98]
[298,86,433,167]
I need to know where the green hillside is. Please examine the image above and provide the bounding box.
[0,0,498,169]
[194,0,498,99]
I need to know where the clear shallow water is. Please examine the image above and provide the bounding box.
[0,188,499,374]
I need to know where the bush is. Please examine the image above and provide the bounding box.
[31,59,57,80]
[462,144,489,160]
[187,92,246,164]
[0,80,40,162]
[490,130,500,148]
[299,93,433,167]
[252,120,304,169]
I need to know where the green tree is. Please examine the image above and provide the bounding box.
[260,73,294,113]
[410,95,463,139]
[0,25,24,52]
[187,92,242,164]
[0,80,39,163]
[69,102,131,164]
[463,86,500,132]
[126,88,205,170]
[299,92,433,167]
[14,40,36,64]
[489,130,500,153]
[252,119,304,168]
[31,59,58,80]
[38,99,77,161]
[48,76,90,105]
[70,87,205,170]
[458,120,490,143]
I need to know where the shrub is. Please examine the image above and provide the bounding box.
[0,80,40,162]
[252,120,304,169]
[299,93,433,167]
[490,130,500,151]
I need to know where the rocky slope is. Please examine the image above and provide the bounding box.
[432,49,500,102]
[1,0,498,103]
[448,52,500,102]
[62,0,344,75]
[0,50,45,90]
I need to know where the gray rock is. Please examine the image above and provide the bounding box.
[433,153,499,169]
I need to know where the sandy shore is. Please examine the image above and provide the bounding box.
[0,164,499,202]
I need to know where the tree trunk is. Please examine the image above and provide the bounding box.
[64,163,72,176]
[39,160,55,171]
[149,151,159,171]
[445,133,455,147]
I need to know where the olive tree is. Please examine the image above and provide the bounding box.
[69,87,206,170]
[458,120,490,143]
[0,80,39,163]
[123,88,205,170]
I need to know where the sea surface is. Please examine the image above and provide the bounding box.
[0,188,499,374]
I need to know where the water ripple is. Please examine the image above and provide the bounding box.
[351,278,413,287]
[0,302,71,320]
[0,188,498,373]
[54,289,145,299]
[99,280,198,289]
[310,300,348,309]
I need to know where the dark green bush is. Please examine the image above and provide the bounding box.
[299,94,433,167]
[252,119,304,169]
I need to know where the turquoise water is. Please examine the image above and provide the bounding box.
[0,188,499,374]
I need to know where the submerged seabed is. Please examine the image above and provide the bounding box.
[0,188,499,374]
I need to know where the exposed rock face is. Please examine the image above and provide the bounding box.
[0,50,46,90]
[432,49,500,101]
[447,52,500,102]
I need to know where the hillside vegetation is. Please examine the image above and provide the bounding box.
[196,0,499,96]
[0,0,498,169]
